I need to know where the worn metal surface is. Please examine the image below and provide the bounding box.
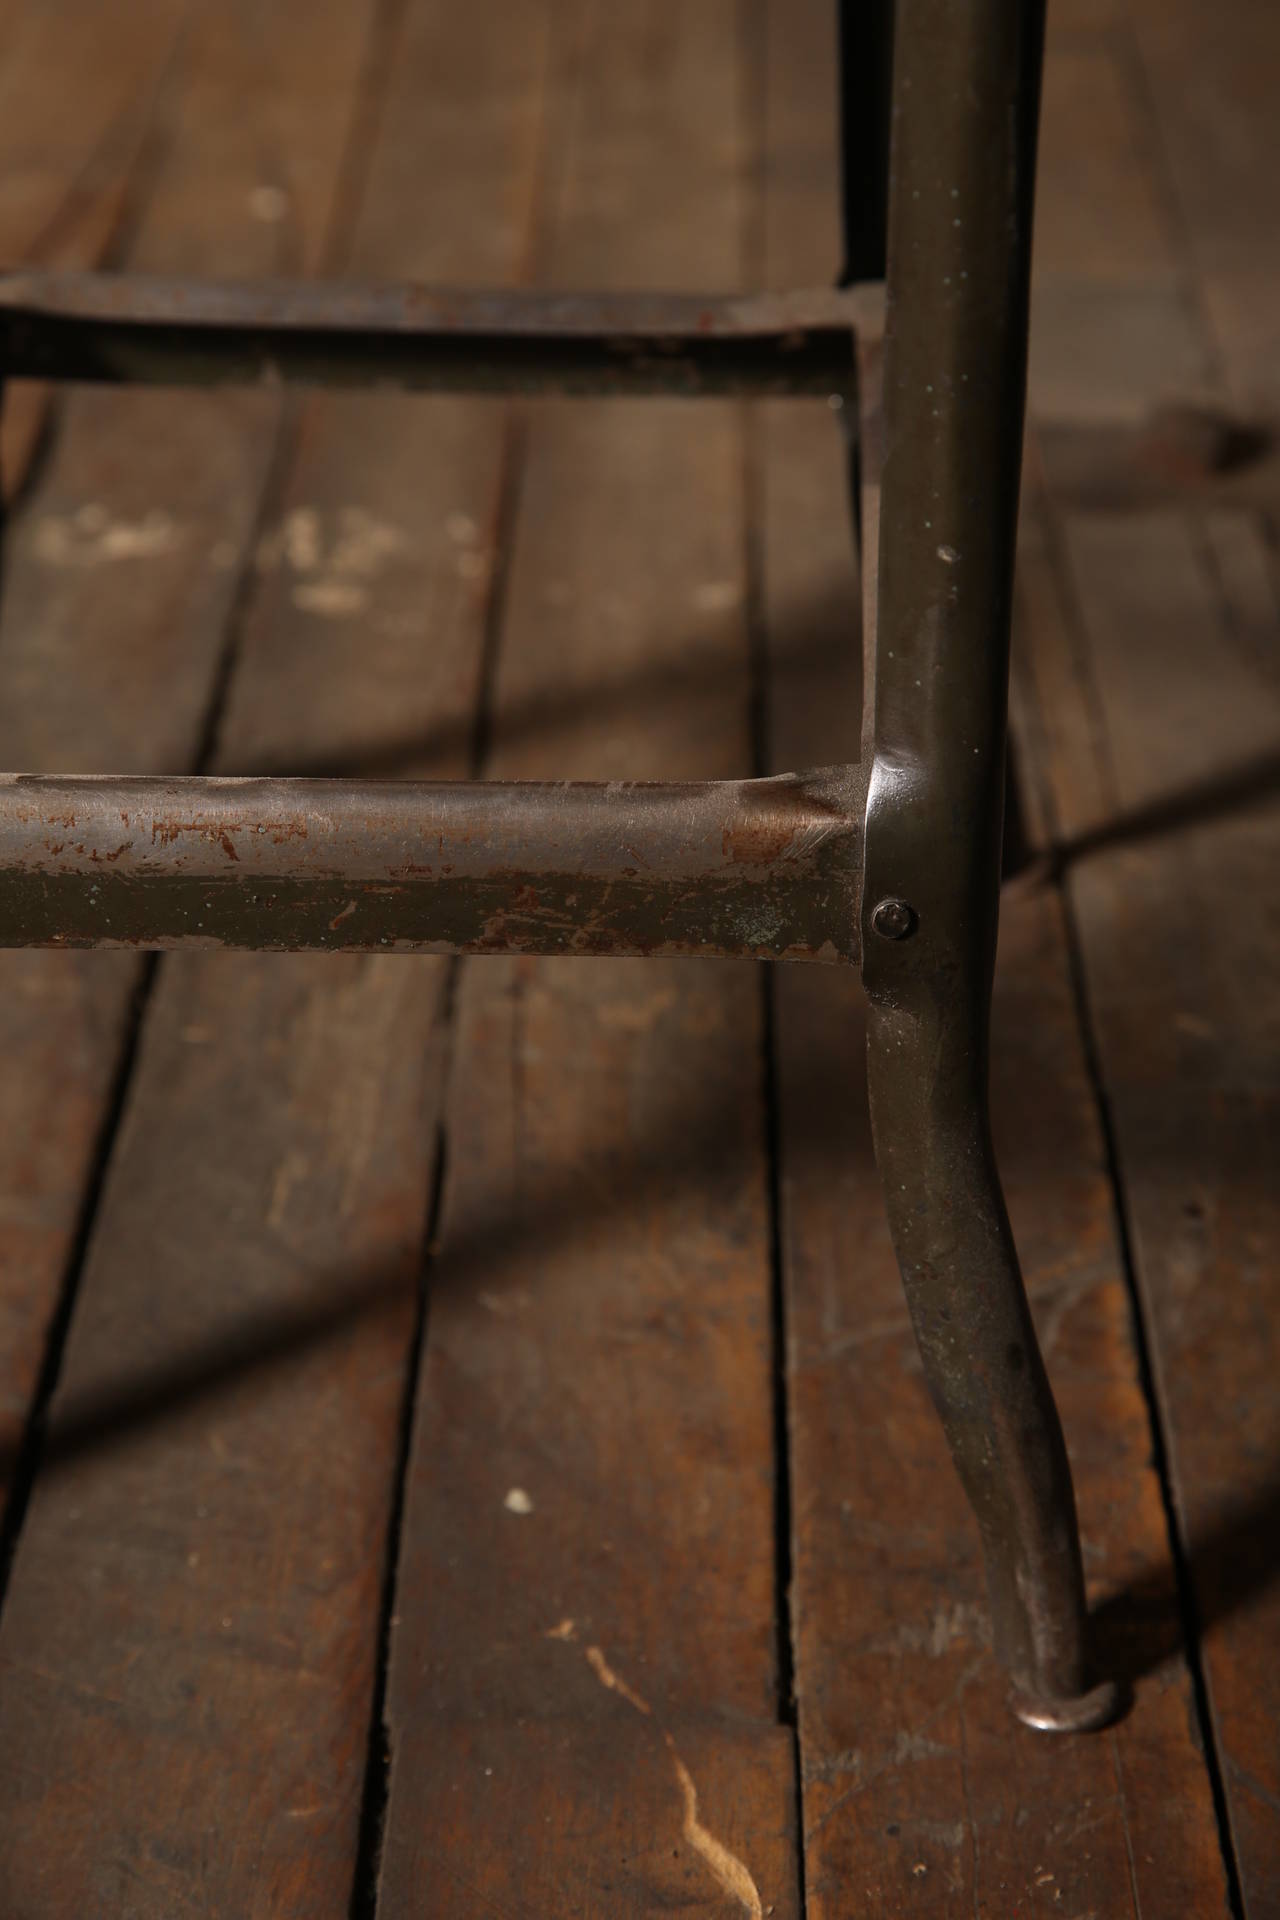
[0,768,862,961]
[0,272,875,398]
[859,0,1117,1729]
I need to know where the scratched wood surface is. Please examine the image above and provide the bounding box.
[0,0,192,491]
[759,3,1232,1915]
[0,0,454,1528]
[0,1,549,1914]
[374,5,801,1916]
[0,0,1275,1915]
[0,0,191,1510]
[1022,4,1280,1914]
[0,0,371,1511]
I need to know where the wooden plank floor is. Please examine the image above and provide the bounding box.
[0,1,1275,1914]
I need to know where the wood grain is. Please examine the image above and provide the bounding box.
[1030,12,1209,424]
[0,2,193,1496]
[1127,0,1280,403]
[0,0,191,494]
[0,0,369,1514]
[1018,492,1280,1920]
[1023,8,1280,1911]
[374,3,801,1913]
[0,1,553,1914]
[759,1,1230,1913]
[0,2,1270,1913]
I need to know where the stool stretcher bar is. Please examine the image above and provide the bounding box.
[0,272,870,400]
[0,770,862,962]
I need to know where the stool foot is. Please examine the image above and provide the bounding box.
[865,995,1113,1728]
[1011,1677,1125,1735]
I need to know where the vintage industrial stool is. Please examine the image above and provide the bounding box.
[0,0,1118,1733]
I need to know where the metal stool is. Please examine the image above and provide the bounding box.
[0,0,1118,1732]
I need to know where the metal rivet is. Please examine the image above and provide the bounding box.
[871,897,916,942]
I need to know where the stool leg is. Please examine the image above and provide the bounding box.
[865,961,1118,1728]
[858,0,1118,1729]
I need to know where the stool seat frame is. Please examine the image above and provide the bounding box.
[0,0,1118,1732]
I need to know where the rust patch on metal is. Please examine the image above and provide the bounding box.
[722,818,798,864]
[0,272,866,400]
[0,768,863,963]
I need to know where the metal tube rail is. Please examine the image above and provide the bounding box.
[0,768,862,961]
[0,272,876,399]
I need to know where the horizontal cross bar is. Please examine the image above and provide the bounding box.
[0,770,862,963]
[0,273,876,398]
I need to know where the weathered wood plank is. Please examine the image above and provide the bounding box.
[1018,491,1280,1920]
[1127,0,1280,404]
[1030,17,1208,423]
[385,1714,796,1919]
[0,0,178,264]
[375,3,802,1913]
[760,1,1231,1912]
[0,0,190,492]
[1023,8,1280,1911]
[0,0,367,1515]
[0,1,555,1914]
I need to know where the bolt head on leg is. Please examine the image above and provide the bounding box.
[871,896,916,941]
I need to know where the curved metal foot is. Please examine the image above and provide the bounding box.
[1011,1677,1125,1735]
[864,986,1111,1725]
